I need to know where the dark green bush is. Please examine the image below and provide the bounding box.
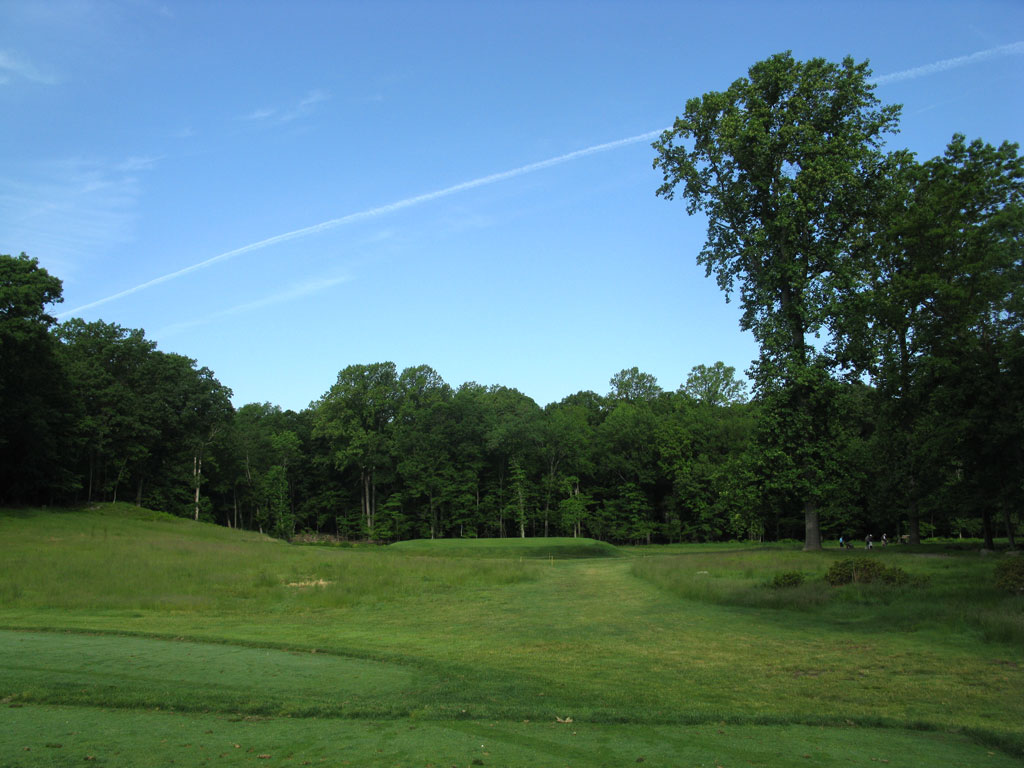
[995,556,1024,594]
[826,558,883,586]
[767,570,806,589]
[826,558,913,587]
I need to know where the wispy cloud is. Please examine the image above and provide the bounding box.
[0,49,57,85]
[159,274,351,335]
[116,155,163,173]
[871,41,1024,86]
[298,89,329,108]
[240,89,330,124]
[242,107,277,121]
[59,129,665,318]
[2,157,151,279]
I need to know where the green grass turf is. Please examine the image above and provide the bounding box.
[388,536,622,558]
[5,704,1022,768]
[1,504,1022,766]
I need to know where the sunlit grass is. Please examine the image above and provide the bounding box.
[0,504,541,613]
[2,503,1023,765]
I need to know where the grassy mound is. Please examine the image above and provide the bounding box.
[0,504,538,612]
[389,535,623,558]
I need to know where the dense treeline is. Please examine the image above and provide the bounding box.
[0,290,764,543]
[2,53,1021,546]
[0,257,1017,545]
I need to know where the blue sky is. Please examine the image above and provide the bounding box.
[2,1,1022,411]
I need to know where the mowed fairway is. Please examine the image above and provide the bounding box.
[1,505,1022,767]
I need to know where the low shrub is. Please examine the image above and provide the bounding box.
[995,556,1024,594]
[767,570,805,589]
[826,558,883,586]
[826,558,913,587]
[879,565,913,586]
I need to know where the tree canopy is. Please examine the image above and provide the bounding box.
[653,52,902,550]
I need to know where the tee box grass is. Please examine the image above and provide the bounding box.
[1,503,1022,766]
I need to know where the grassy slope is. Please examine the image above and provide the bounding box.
[1,504,1022,767]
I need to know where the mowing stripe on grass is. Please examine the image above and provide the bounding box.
[5,703,1023,768]
[0,630,429,718]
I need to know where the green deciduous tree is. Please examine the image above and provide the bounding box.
[538,402,593,537]
[0,253,73,503]
[394,365,455,539]
[558,476,591,538]
[681,362,748,406]
[314,362,399,539]
[608,367,662,403]
[481,385,542,537]
[231,403,303,534]
[55,319,158,503]
[653,52,901,549]
[658,393,755,542]
[850,135,1024,547]
[54,319,233,516]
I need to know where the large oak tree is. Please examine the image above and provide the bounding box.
[652,52,900,549]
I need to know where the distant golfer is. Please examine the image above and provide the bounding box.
[865,534,873,550]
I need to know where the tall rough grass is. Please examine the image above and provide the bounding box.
[631,548,1024,646]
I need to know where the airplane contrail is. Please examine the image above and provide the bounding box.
[59,42,1022,319]
[158,274,352,336]
[871,40,1023,85]
[58,129,666,318]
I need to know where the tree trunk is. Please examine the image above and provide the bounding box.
[803,500,822,551]
[1003,499,1019,552]
[982,506,996,550]
[1003,502,1017,550]
[906,513,921,546]
[361,468,377,540]
[112,459,128,504]
[906,484,922,545]
[780,278,823,553]
[193,452,203,521]
[361,469,369,538]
